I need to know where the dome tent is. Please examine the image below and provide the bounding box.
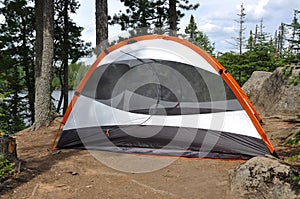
[52,35,277,159]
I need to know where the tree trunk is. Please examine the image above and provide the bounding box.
[169,0,177,36]
[34,0,43,81]
[32,0,54,130]
[63,0,69,114]
[95,0,108,55]
[236,4,246,55]
[56,67,64,113]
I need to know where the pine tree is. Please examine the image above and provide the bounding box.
[53,0,91,114]
[256,19,269,46]
[32,0,54,130]
[221,19,278,85]
[0,0,91,132]
[274,30,278,52]
[62,0,69,114]
[217,52,243,83]
[234,4,246,55]
[285,9,300,63]
[110,0,199,33]
[95,0,108,47]
[245,19,277,72]
[254,25,258,46]
[184,15,197,39]
[277,23,286,57]
[246,30,254,52]
[0,0,35,132]
[184,15,214,55]
[169,0,176,34]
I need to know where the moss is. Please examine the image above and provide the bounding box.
[0,155,15,183]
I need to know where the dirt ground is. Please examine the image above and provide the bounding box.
[0,115,299,199]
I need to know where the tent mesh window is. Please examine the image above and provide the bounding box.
[81,59,243,115]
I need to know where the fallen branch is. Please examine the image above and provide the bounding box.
[31,184,39,197]
[283,118,300,123]
[131,179,177,197]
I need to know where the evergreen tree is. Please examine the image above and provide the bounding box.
[169,0,176,34]
[110,0,199,33]
[218,8,300,86]
[277,23,287,57]
[0,65,27,133]
[184,15,215,55]
[285,9,300,63]
[0,78,7,133]
[62,0,69,114]
[254,25,258,46]
[32,0,54,130]
[95,0,108,46]
[234,4,246,54]
[52,62,89,91]
[184,15,197,39]
[218,51,248,85]
[53,0,91,114]
[256,19,269,46]
[246,30,254,52]
[219,20,278,85]
[243,19,277,72]
[0,0,91,132]
[0,0,35,132]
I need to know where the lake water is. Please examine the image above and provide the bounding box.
[20,90,74,125]
[52,90,75,114]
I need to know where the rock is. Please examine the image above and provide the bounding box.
[71,171,78,175]
[230,156,300,199]
[242,71,272,105]
[242,67,300,116]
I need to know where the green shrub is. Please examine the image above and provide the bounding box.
[0,155,15,183]
[292,175,300,185]
[284,131,300,146]
[287,152,300,162]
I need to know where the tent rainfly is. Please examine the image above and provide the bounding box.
[52,35,277,160]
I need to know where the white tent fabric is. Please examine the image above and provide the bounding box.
[64,95,260,139]
[100,39,219,75]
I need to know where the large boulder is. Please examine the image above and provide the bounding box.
[242,67,300,116]
[242,71,272,105]
[230,156,300,199]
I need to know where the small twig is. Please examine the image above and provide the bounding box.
[131,179,177,197]
[283,118,300,123]
[31,184,39,197]
[262,116,282,119]
[17,161,21,174]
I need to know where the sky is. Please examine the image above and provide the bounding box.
[72,0,300,53]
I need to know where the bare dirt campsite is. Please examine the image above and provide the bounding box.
[0,115,299,199]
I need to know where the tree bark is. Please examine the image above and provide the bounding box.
[34,0,43,79]
[32,0,54,130]
[95,0,108,54]
[169,0,177,36]
[55,66,63,114]
[63,0,69,114]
